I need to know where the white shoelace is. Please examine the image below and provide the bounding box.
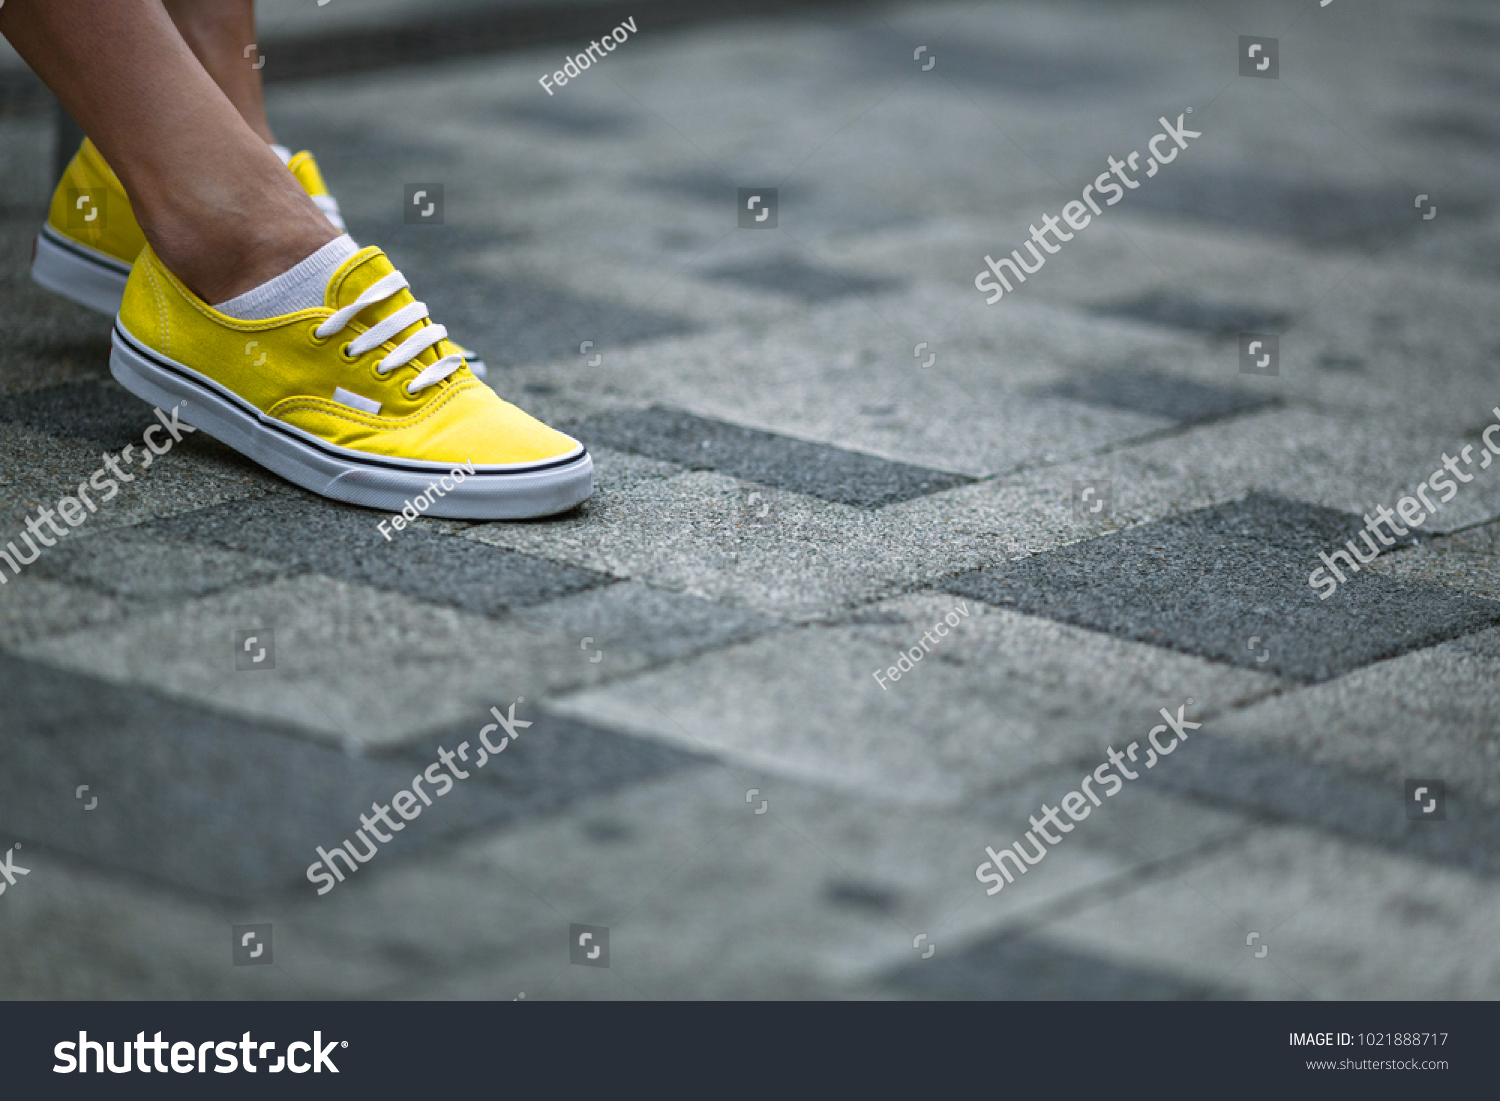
[314,270,464,395]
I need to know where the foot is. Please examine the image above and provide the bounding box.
[32,139,492,377]
[108,243,591,519]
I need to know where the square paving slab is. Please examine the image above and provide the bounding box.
[563,405,975,508]
[943,493,1500,683]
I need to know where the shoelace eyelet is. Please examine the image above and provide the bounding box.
[340,343,360,361]
[308,324,332,346]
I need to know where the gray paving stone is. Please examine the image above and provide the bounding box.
[943,494,1500,683]
[1091,293,1290,339]
[1038,825,1500,999]
[0,847,400,999]
[551,593,1280,804]
[646,168,754,206]
[643,172,911,236]
[926,408,1500,559]
[702,255,903,304]
[1367,519,1500,600]
[846,27,1145,98]
[0,652,702,901]
[0,380,159,450]
[1143,732,1500,876]
[1130,166,1425,247]
[0,205,116,399]
[508,579,783,666]
[271,120,699,370]
[307,764,1249,999]
[1033,367,1277,426]
[885,934,1225,1000]
[564,405,973,507]
[18,572,775,747]
[18,573,559,746]
[0,422,265,541]
[395,705,709,815]
[0,653,499,900]
[26,526,285,604]
[463,469,996,620]
[496,97,640,138]
[571,307,1175,479]
[146,493,613,617]
[0,576,135,650]
[1200,626,1500,810]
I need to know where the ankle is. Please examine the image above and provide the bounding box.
[145,196,339,305]
[154,219,339,306]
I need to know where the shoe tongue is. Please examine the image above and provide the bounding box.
[327,248,448,370]
[286,151,331,199]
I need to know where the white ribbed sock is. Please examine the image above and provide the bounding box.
[269,143,294,165]
[214,234,359,320]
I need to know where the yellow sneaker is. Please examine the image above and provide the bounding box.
[32,140,490,376]
[31,137,145,315]
[108,243,591,518]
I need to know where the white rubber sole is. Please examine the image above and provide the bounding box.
[32,223,490,378]
[109,322,591,520]
[31,225,131,316]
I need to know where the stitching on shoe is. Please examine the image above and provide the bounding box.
[144,257,169,357]
[325,246,383,304]
[150,258,321,333]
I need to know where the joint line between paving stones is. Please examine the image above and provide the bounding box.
[573,227,737,353]
[1191,837,1368,1000]
[1272,74,1414,198]
[769,227,912,345]
[871,822,1255,999]
[951,400,1286,488]
[765,812,924,942]
[770,68,918,193]
[960,689,1292,950]
[940,72,1234,302]
[605,679,853,839]
[597,814,743,932]
[597,72,738,195]
[596,676,948,942]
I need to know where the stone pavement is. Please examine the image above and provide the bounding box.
[3,0,1500,1000]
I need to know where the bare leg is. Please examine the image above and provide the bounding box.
[161,0,276,145]
[0,0,336,304]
